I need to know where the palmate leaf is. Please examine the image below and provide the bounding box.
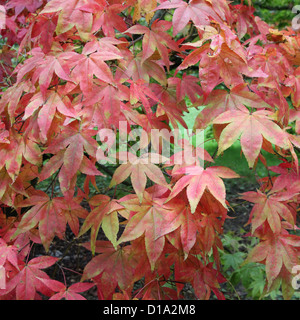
[156,0,226,35]
[213,107,290,168]
[23,90,77,142]
[109,152,170,203]
[116,191,177,270]
[38,278,95,300]
[166,165,239,213]
[12,191,88,251]
[193,84,270,129]
[241,190,297,234]
[78,195,123,254]
[41,0,94,38]
[126,19,179,70]
[3,256,58,300]
[243,233,300,291]
[81,241,135,293]
[0,238,19,271]
[39,125,103,196]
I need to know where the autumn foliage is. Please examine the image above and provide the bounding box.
[0,0,299,300]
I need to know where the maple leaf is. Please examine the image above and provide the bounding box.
[160,198,199,258]
[241,189,297,234]
[0,238,19,271]
[193,84,271,129]
[78,195,123,253]
[109,152,170,203]
[41,0,94,39]
[168,74,202,104]
[82,37,124,60]
[116,51,167,85]
[31,54,74,98]
[116,191,179,270]
[212,107,290,168]
[40,125,103,196]
[79,2,128,37]
[38,278,95,300]
[20,14,57,53]
[268,162,300,193]
[156,0,223,35]
[51,282,95,300]
[243,233,300,290]
[166,165,239,213]
[4,256,58,300]
[12,191,70,251]
[0,80,34,125]
[81,83,124,128]
[5,0,44,16]
[0,129,41,182]
[81,241,135,292]
[12,192,88,241]
[192,261,226,300]
[179,38,250,89]
[61,197,89,236]
[150,81,188,129]
[164,192,226,263]
[57,53,112,98]
[16,48,74,97]
[129,78,160,116]
[126,20,179,70]
[23,91,77,142]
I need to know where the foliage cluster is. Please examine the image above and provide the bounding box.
[0,0,299,300]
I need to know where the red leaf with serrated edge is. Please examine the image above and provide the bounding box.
[241,189,297,234]
[193,84,270,129]
[4,256,58,300]
[116,51,167,85]
[78,2,128,37]
[116,192,175,270]
[0,238,19,270]
[156,0,224,35]
[81,241,135,292]
[161,198,198,258]
[109,152,170,203]
[41,0,94,38]
[213,107,290,168]
[38,278,95,300]
[18,52,74,98]
[13,192,67,251]
[40,125,103,196]
[6,0,44,15]
[23,91,77,142]
[166,165,239,213]
[1,0,300,302]
[13,191,88,251]
[244,233,300,290]
[126,20,179,70]
[78,196,123,253]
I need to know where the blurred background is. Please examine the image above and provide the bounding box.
[239,0,300,29]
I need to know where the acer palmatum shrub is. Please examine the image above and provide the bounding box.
[0,0,299,300]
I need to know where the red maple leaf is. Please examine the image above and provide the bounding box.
[3,256,58,300]
[167,165,239,213]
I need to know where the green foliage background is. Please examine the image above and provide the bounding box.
[248,0,300,29]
